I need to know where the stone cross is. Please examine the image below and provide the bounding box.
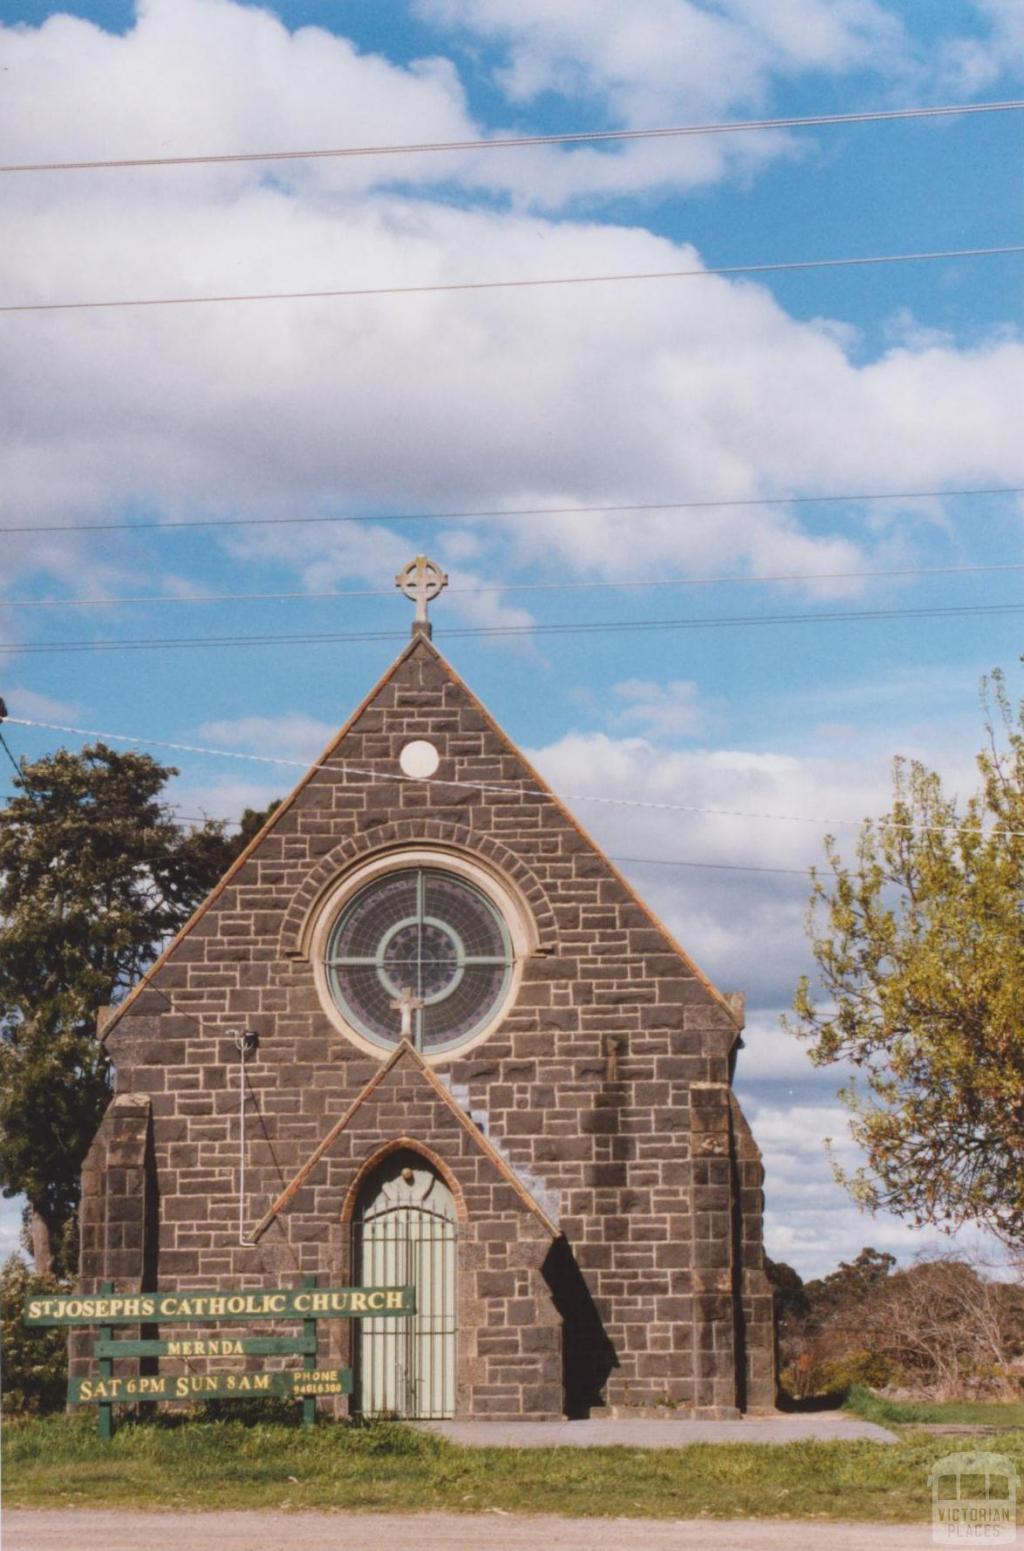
[390,987,425,1043]
[395,555,448,638]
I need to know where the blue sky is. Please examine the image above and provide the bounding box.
[1,0,1023,1277]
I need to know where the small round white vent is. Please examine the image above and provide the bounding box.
[399,739,440,779]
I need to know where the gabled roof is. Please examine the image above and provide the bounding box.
[104,632,739,1038]
[249,1039,561,1240]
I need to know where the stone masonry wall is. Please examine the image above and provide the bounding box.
[256,1048,562,1418]
[71,1094,156,1386]
[730,1094,777,1413]
[89,635,773,1417]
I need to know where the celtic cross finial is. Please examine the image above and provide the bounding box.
[395,555,448,638]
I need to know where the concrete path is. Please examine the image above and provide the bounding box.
[419,1413,899,1445]
[3,1510,939,1551]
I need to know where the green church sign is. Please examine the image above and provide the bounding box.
[93,1334,317,1358]
[27,1278,416,1438]
[24,1284,415,1325]
[69,1367,353,1404]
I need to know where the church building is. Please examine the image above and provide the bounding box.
[75,557,776,1420]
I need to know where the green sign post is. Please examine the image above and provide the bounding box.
[26,1278,415,1437]
[98,1281,113,1441]
[300,1274,317,1429]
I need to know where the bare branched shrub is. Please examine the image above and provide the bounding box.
[769,1247,1024,1401]
[853,1255,1024,1400]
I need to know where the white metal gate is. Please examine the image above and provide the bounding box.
[353,1152,457,1420]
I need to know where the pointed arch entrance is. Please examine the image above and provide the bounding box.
[352,1146,458,1419]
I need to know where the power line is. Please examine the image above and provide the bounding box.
[2,558,1022,612]
[174,817,810,879]
[2,599,1023,655]
[0,698,22,783]
[3,484,1021,539]
[5,98,1022,175]
[0,730,22,783]
[163,805,811,878]
[4,243,1021,316]
[6,713,1024,840]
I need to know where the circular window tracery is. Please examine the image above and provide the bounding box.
[324,867,514,1054]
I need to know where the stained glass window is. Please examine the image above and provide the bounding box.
[325,868,513,1053]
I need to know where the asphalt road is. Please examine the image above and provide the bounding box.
[5,1511,940,1550]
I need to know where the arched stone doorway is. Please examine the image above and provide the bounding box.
[352,1147,458,1419]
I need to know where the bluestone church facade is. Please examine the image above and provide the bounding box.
[75,559,775,1420]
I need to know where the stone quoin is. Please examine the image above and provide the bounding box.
[74,557,775,1420]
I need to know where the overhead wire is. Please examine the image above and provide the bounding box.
[165,805,812,878]
[3,558,1023,612]
[6,713,1023,840]
[2,599,1023,654]
[0,698,24,783]
[2,106,1019,843]
[3,243,1022,315]
[4,483,1020,538]
[0,730,23,783]
[5,97,1023,174]
[4,98,1018,1036]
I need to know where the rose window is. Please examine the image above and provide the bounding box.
[324,868,514,1053]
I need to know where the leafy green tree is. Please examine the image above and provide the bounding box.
[770,1247,897,1400]
[0,742,276,1273]
[0,1253,69,1414]
[802,1247,896,1320]
[790,672,1024,1245]
[764,1257,810,1326]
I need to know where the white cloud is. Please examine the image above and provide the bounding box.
[935,0,1024,94]
[0,0,1020,690]
[0,524,141,609]
[415,0,908,201]
[4,182,1023,618]
[2,5,1022,629]
[422,0,903,116]
[738,1013,837,1087]
[742,1096,1006,1278]
[1,685,82,723]
[170,776,285,827]
[528,728,862,1005]
[0,0,1016,222]
[609,678,705,737]
[197,712,336,761]
[224,521,536,640]
[0,0,918,214]
[527,713,987,1009]
[1,0,475,198]
[0,0,803,211]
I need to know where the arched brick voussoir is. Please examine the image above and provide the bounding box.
[279,822,559,961]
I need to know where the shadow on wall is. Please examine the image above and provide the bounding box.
[542,1237,618,1419]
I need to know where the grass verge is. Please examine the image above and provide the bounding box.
[4,1413,1024,1521]
[843,1386,1024,1428]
